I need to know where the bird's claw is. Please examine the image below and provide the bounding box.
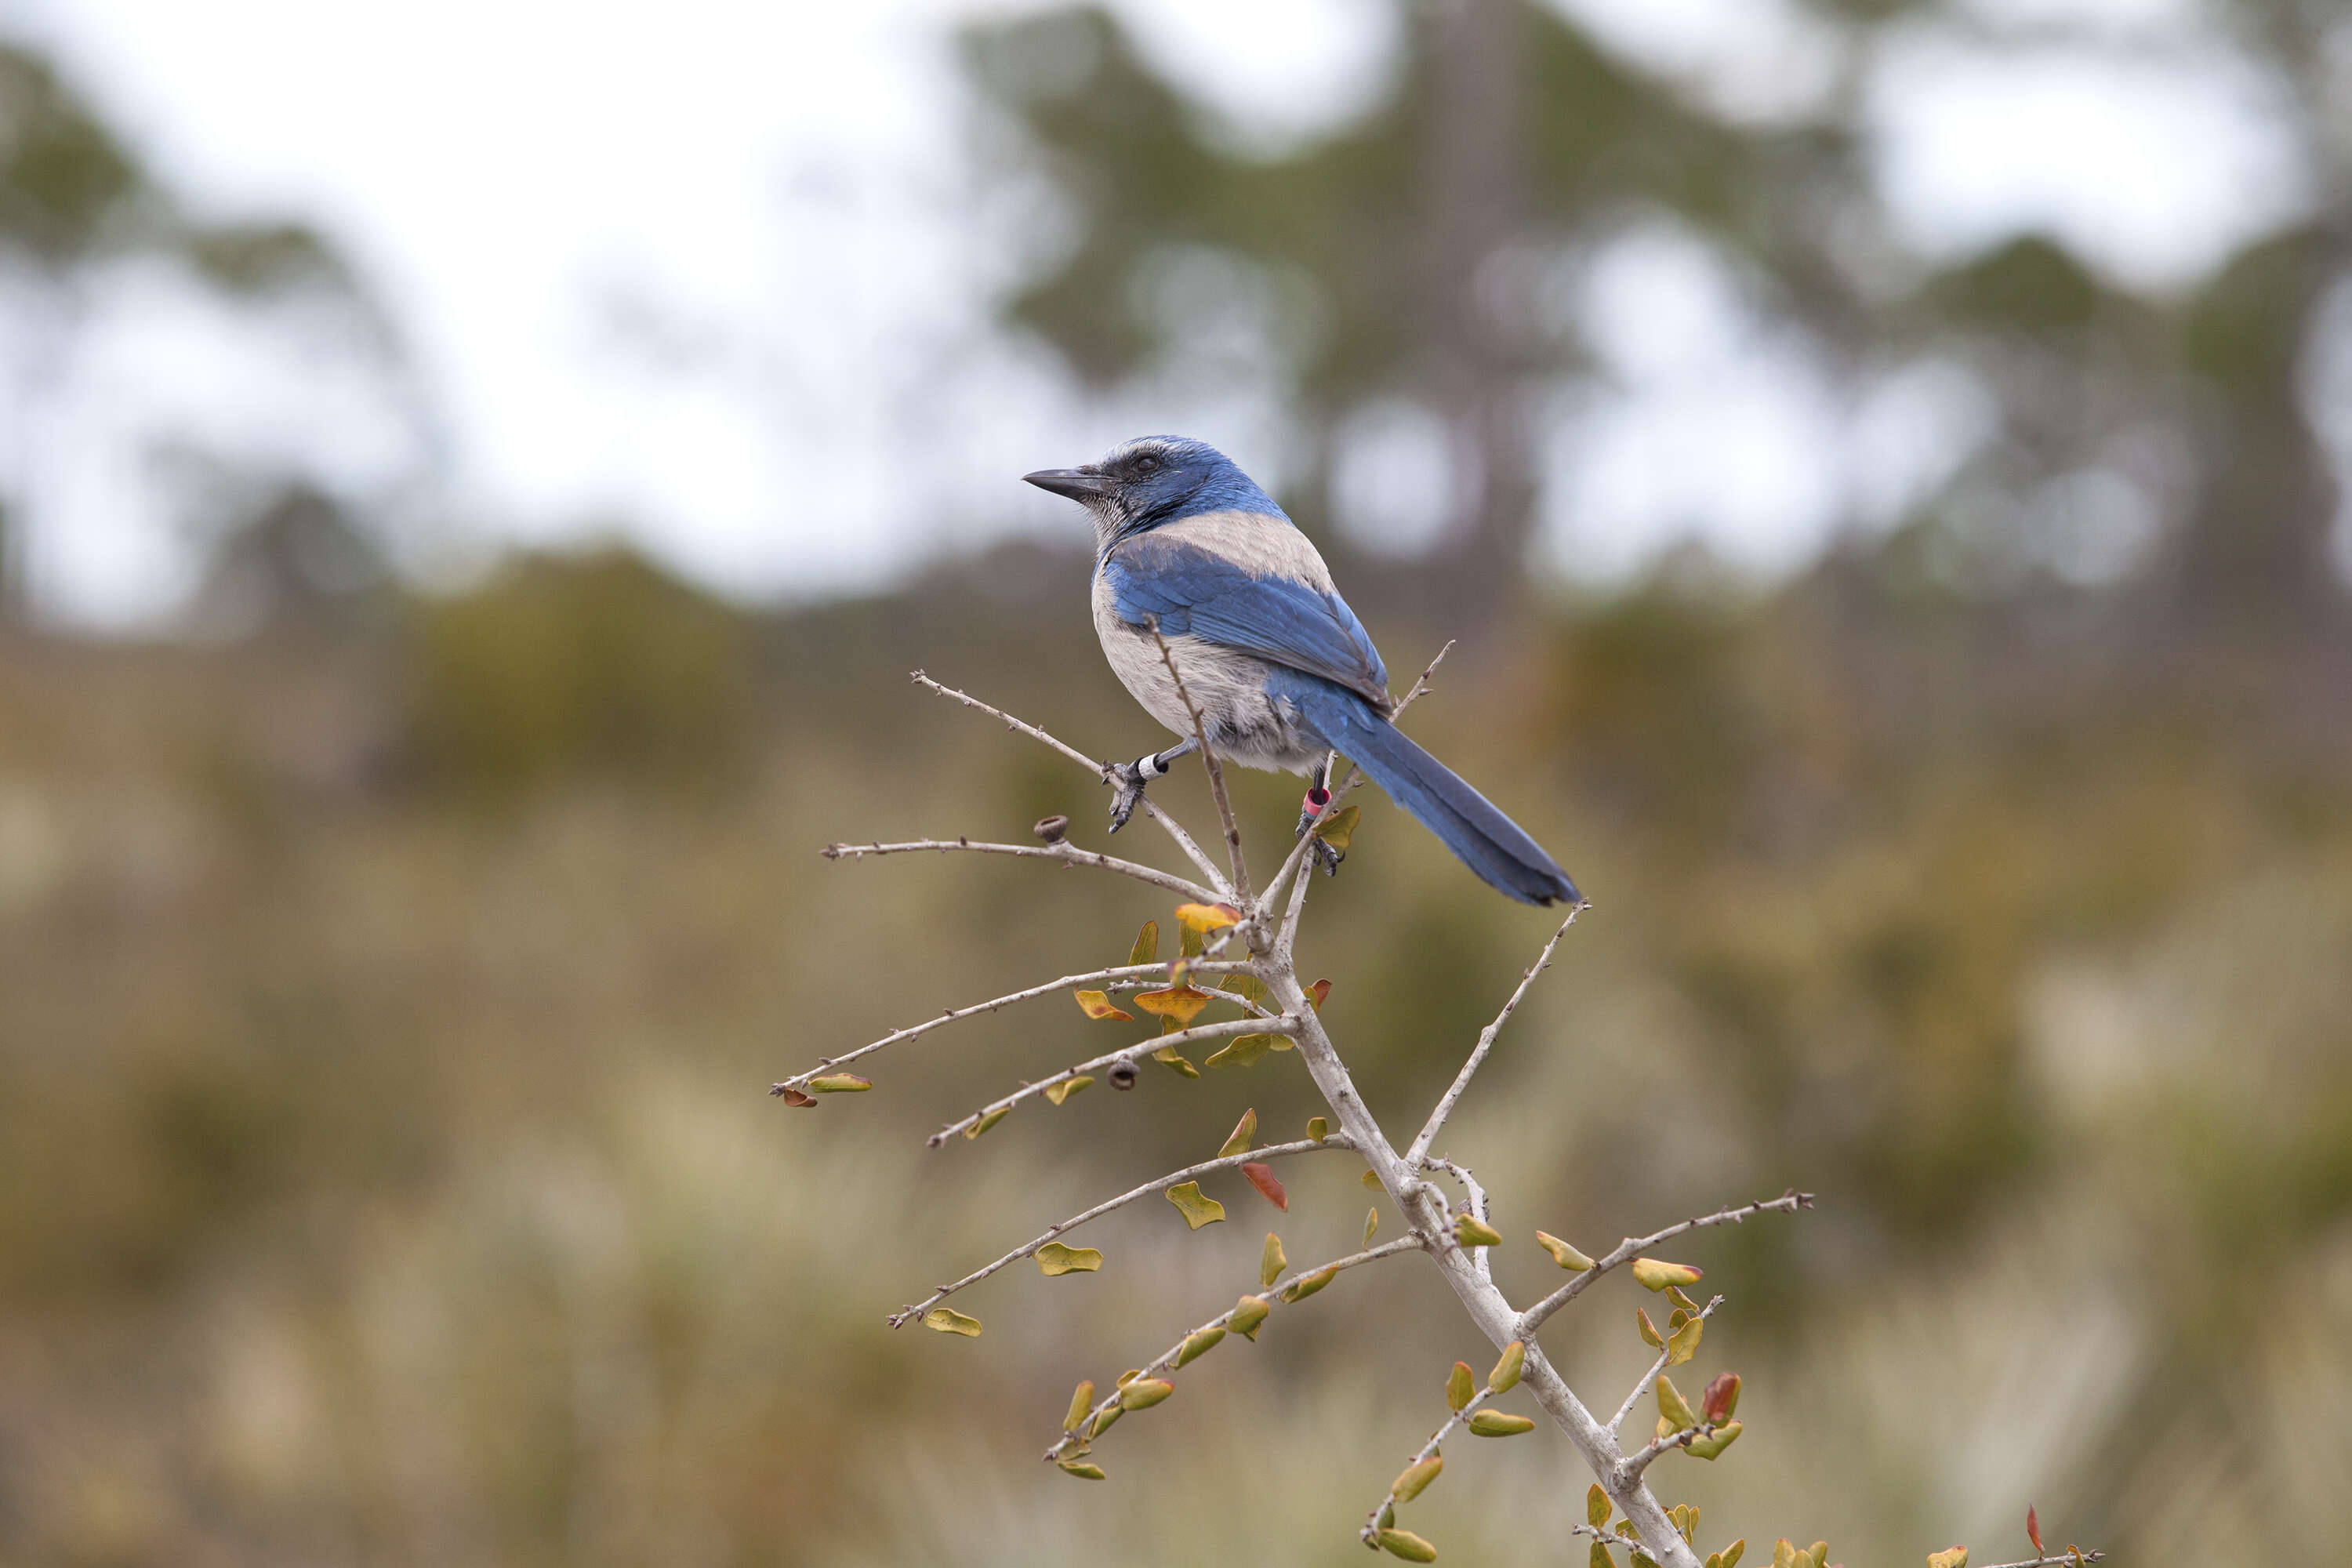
[1106,760,1146,833]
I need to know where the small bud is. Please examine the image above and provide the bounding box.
[1230,1295,1271,1340]
[1217,1108,1260,1159]
[1176,1327,1225,1367]
[1033,814,1069,844]
[1536,1231,1595,1270]
[1036,1243,1103,1276]
[1306,1116,1329,1142]
[1056,1459,1105,1479]
[1702,1373,1741,1425]
[1587,1484,1610,1528]
[808,1073,872,1093]
[1637,1308,1664,1349]
[1454,1215,1504,1248]
[1043,1075,1093,1105]
[1281,1265,1338,1302]
[1118,1377,1173,1411]
[1392,1454,1443,1502]
[1630,1258,1704,1293]
[1489,1341,1525,1394]
[964,1107,1007,1139]
[1108,1059,1138,1091]
[921,1307,981,1338]
[1686,1419,1741,1460]
[1656,1376,1697,1432]
[1376,1528,1438,1563]
[1165,1181,1225,1229]
[1925,1551,1968,1568]
[1446,1361,1475,1412]
[1063,1381,1094,1432]
[1468,1410,1535,1437]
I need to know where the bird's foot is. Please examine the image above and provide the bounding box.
[1294,785,1344,877]
[1106,760,1148,833]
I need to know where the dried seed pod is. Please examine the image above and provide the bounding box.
[1108,1059,1138,1091]
[1033,814,1069,844]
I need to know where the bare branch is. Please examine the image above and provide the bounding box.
[888,1135,1357,1327]
[1607,1295,1722,1437]
[1044,1236,1425,1463]
[1406,909,1581,1164]
[821,836,1215,905]
[771,958,1253,1094]
[910,670,1233,897]
[1974,1553,2107,1567]
[1145,629,1252,909]
[927,1014,1296,1145]
[1517,1191,1815,1339]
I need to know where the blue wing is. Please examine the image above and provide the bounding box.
[1101,535,1390,709]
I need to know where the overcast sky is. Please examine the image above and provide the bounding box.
[1,0,2323,626]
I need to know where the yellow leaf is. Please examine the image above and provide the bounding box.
[1088,1403,1121,1439]
[1467,1410,1534,1436]
[1668,1313,1703,1366]
[1362,1169,1383,1190]
[1925,1551,1968,1568]
[1636,1308,1664,1349]
[1135,986,1213,1027]
[1536,1231,1595,1270]
[1229,1294,1270,1340]
[964,1107,1007,1139]
[1446,1360,1475,1411]
[1057,1460,1106,1480]
[1217,1108,1259,1159]
[1592,1544,1613,1568]
[1118,1377,1173,1410]
[1176,1327,1225,1367]
[1376,1528,1438,1563]
[1165,1181,1225,1229]
[1261,1232,1287,1288]
[1072,989,1133,1022]
[1152,1044,1200,1078]
[1722,1541,1747,1568]
[1063,1381,1094,1432]
[1392,1454,1442,1502]
[1490,1341,1525,1394]
[921,1308,981,1338]
[1630,1258,1704,1293]
[1312,803,1361,852]
[1174,902,1242,935]
[1455,1215,1504,1248]
[1306,1116,1329,1142]
[1204,1033,1280,1069]
[1036,1243,1103,1277]
[1043,1075,1093,1105]
[807,1073,871,1093]
[1657,1376,1697,1432]
[1128,920,1158,966]
[1281,1265,1337,1302]
[1588,1484,1610,1528]
[1364,1207,1380,1245]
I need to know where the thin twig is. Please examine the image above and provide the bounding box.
[887,1135,1357,1326]
[1145,628,1252,909]
[1356,1353,1519,1544]
[1974,1554,2107,1567]
[822,837,1214,905]
[773,959,1252,1094]
[1044,1236,1425,1463]
[1608,1295,1722,1436]
[1407,909,1580,1164]
[927,1014,1297,1145]
[1622,1414,1729,1481]
[1518,1192,1815,1338]
[910,670,1232,897]
[1420,1154,1493,1284]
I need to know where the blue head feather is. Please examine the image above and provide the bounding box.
[1097,436,1284,532]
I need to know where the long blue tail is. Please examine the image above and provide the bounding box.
[1282,677,1580,907]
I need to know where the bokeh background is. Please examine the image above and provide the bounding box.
[3,0,2350,1563]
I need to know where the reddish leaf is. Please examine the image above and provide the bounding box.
[779,1088,815,1108]
[1240,1162,1288,1211]
[1306,978,1331,1010]
[1701,1371,1741,1425]
[2027,1508,2042,1555]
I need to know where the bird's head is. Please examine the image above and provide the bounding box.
[1024,436,1282,550]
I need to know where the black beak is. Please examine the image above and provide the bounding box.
[1023,466,1113,503]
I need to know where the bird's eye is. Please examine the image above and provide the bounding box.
[1133,456,1160,474]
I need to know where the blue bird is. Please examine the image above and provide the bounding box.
[1023,436,1581,907]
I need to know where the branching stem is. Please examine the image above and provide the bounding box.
[822,837,1214,904]
[926,1014,1296,1145]
[1518,1191,1814,1339]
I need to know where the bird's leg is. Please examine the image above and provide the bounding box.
[1106,736,1198,833]
[1294,754,1344,877]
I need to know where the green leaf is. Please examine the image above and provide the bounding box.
[1312,802,1361,852]
[1129,920,1159,966]
[1455,1215,1504,1248]
[1668,1312,1703,1366]
[1721,1541,1745,1568]
[1217,1108,1258,1158]
[1536,1230,1595,1270]
[1280,1265,1337,1302]
[1223,972,1270,1007]
[1446,1361,1475,1411]
[1490,1341,1525,1394]
[1165,1181,1225,1229]
[1376,1528,1438,1563]
[1362,1169,1382,1190]
[1467,1410,1535,1436]
[807,1073,871,1093]
[1176,1327,1226,1367]
[1072,989,1134,1022]
[1118,1377,1172,1410]
[1087,1403,1121,1439]
[1657,1376,1697,1432]
[1063,1380,1094,1432]
[964,1107,1007,1139]
[1229,1294,1271,1340]
[1364,1207,1380,1245]
[1925,1550,1967,1568]
[1260,1232,1287,1288]
[1686,1417,1742,1461]
[1592,1544,1613,1568]
[1204,1033,1279,1069]
[1057,1459,1106,1479]
[921,1308,981,1338]
[1630,1258,1704,1293]
[1392,1454,1443,1502]
[1042,1075,1093,1105]
[1587,1483,1610,1528]
[1152,1044,1200,1078]
[1306,1116,1328,1142]
[1036,1243,1103,1277]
